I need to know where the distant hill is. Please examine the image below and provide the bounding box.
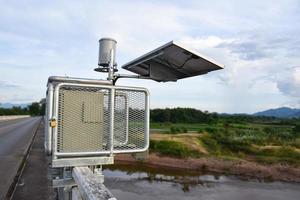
[0,103,29,109]
[254,107,300,118]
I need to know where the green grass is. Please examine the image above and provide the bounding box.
[150,140,200,158]
[256,146,300,160]
[200,134,221,154]
[151,122,215,131]
[150,121,300,164]
[289,138,300,148]
[200,132,300,164]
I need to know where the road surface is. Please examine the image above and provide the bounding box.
[12,119,56,200]
[0,117,41,199]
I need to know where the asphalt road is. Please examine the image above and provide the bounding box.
[0,117,41,200]
[12,119,56,200]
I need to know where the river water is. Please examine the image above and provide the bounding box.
[103,165,300,200]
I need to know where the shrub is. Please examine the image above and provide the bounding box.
[292,124,300,138]
[170,126,178,134]
[197,128,204,133]
[200,135,220,153]
[258,146,300,159]
[291,138,300,148]
[205,127,218,134]
[181,126,188,133]
[150,140,199,158]
[264,127,275,135]
[233,129,267,145]
[169,126,188,134]
[219,138,254,154]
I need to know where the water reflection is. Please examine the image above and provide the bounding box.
[103,164,300,200]
[104,164,240,192]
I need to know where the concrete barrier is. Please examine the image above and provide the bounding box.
[0,115,30,121]
[72,167,117,200]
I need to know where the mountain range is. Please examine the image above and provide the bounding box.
[1,102,299,118]
[0,103,29,109]
[253,107,300,118]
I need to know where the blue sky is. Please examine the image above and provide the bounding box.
[0,0,300,113]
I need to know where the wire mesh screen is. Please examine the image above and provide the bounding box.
[114,89,148,152]
[57,85,111,153]
[55,84,148,155]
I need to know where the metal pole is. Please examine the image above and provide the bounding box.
[107,49,114,81]
[45,83,53,155]
[52,84,60,160]
[109,87,115,155]
[108,48,115,155]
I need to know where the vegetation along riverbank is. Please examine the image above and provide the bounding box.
[116,108,300,182]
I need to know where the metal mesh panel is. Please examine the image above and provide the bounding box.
[57,85,111,153]
[113,93,128,145]
[55,83,148,155]
[114,89,147,151]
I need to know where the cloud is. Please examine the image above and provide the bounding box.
[217,31,300,61]
[0,81,39,104]
[218,40,266,60]
[0,81,19,89]
[0,0,300,112]
[175,33,300,112]
[277,67,300,98]
[179,36,233,49]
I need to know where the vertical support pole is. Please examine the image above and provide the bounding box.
[107,49,115,81]
[145,90,150,150]
[109,87,115,155]
[45,83,53,155]
[63,186,72,200]
[108,48,115,155]
[72,187,82,200]
[53,84,60,160]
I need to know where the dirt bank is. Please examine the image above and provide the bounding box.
[114,153,300,182]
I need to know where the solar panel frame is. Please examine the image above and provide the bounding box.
[122,41,224,82]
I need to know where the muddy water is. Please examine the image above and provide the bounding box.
[103,164,300,200]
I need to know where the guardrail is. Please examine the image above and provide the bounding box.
[0,115,30,121]
[53,167,116,200]
[72,167,116,200]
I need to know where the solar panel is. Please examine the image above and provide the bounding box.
[122,41,224,82]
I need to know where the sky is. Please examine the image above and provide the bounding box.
[0,0,300,114]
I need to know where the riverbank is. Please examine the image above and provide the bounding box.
[114,153,300,182]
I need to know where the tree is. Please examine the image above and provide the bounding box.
[39,98,46,116]
[28,102,41,116]
[292,124,300,138]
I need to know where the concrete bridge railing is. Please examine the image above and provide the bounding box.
[0,115,30,121]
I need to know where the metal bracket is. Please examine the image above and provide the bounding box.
[52,156,114,168]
